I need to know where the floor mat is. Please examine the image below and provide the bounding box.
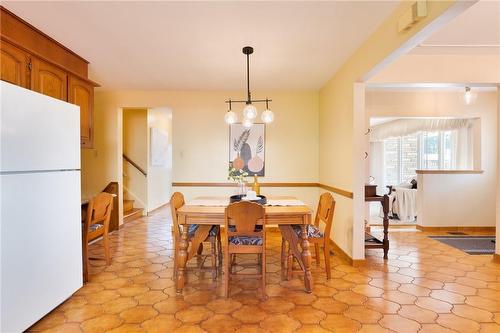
[429,235,495,255]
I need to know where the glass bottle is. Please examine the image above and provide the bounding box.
[252,174,260,196]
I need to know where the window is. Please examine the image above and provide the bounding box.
[383,130,458,185]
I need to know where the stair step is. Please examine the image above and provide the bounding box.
[123,199,135,212]
[124,208,143,223]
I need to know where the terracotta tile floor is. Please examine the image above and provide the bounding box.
[29,207,500,333]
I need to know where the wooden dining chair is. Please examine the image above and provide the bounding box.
[170,192,221,281]
[82,192,114,282]
[224,201,266,298]
[282,192,335,279]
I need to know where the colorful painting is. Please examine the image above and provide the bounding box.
[229,123,265,176]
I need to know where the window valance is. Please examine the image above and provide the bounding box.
[369,118,475,142]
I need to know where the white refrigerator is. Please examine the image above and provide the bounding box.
[0,81,83,332]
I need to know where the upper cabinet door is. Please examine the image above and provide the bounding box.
[31,58,67,101]
[0,41,29,88]
[68,76,93,148]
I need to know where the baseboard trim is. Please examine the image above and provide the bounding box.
[417,225,496,232]
[148,202,170,214]
[328,239,365,266]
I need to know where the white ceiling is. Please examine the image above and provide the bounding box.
[3,1,399,90]
[411,0,500,55]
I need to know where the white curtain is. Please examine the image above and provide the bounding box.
[370,118,474,142]
[370,117,476,172]
[454,126,473,169]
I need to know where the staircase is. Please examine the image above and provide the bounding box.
[123,199,144,223]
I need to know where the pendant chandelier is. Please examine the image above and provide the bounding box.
[224,46,274,127]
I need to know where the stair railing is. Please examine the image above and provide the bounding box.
[123,154,147,177]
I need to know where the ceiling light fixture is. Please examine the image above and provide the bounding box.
[224,46,274,126]
[463,86,477,105]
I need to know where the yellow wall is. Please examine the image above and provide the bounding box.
[82,90,320,222]
[318,0,466,259]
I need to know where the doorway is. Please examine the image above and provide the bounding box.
[121,107,173,224]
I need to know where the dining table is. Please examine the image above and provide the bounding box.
[175,196,314,294]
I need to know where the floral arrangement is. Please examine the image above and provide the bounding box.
[228,162,248,184]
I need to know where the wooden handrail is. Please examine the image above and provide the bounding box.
[123,154,147,177]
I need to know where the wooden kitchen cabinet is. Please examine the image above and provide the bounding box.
[69,76,93,148]
[0,6,98,148]
[31,57,68,101]
[0,40,30,88]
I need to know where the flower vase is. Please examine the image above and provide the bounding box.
[237,183,247,196]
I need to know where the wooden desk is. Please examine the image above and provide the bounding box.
[176,196,313,293]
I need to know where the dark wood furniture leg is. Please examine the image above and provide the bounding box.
[382,194,390,259]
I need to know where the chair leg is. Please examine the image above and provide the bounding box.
[217,231,223,270]
[323,240,332,279]
[261,251,267,300]
[210,239,217,281]
[173,242,178,280]
[82,241,89,283]
[314,243,321,267]
[103,233,111,265]
[224,250,230,298]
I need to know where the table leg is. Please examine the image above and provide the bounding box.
[300,223,313,293]
[176,215,189,294]
[188,225,211,261]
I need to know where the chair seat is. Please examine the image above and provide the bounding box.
[228,235,263,246]
[89,223,104,232]
[186,224,219,238]
[292,225,324,238]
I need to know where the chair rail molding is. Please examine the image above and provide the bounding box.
[172,182,354,199]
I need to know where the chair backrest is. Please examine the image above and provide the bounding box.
[170,192,185,240]
[315,192,336,237]
[84,192,114,237]
[225,201,265,238]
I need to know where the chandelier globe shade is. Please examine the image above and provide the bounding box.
[224,110,238,124]
[243,104,258,120]
[261,109,274,123]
